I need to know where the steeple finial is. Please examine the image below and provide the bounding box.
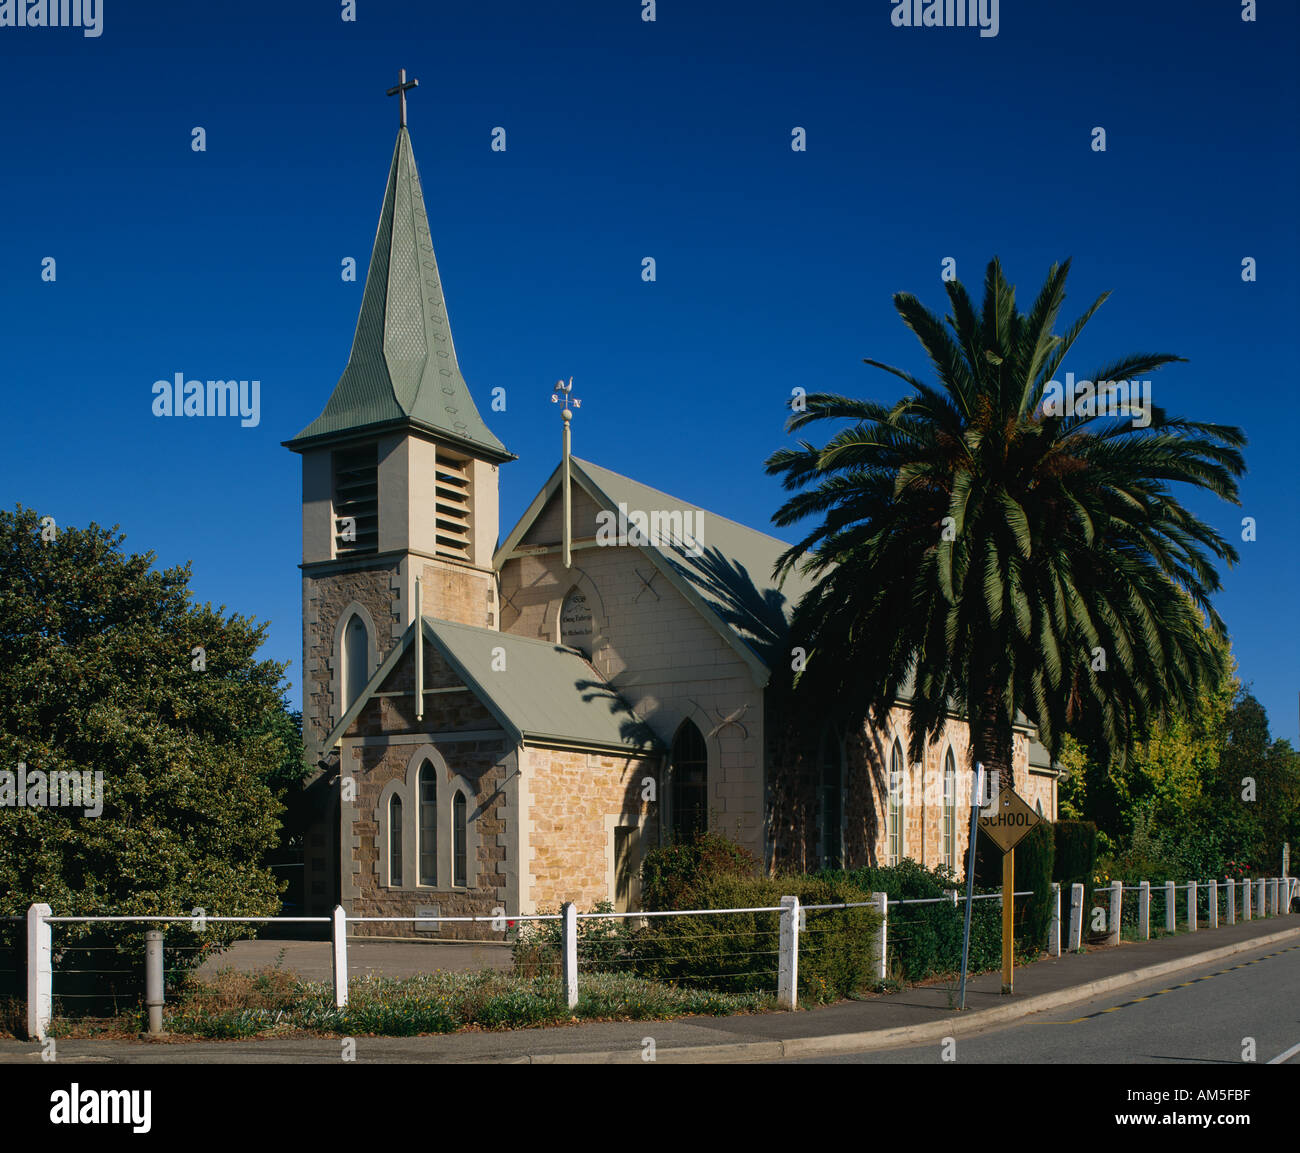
[386,68,419,129]
[552,378,582,569]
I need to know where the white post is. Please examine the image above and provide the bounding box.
[1069,883,1084,951]
[561,901,578,1010]
[1138,881,1150,940]
[1257,878,1266,918]
[145,929,165,1035]
[871,892,888,982]
[1164,881,1176,933]
[1106,881,1122,946]
[778,896,800,1010]
[1208,880,1218,929]
[1243,878,1251,921]
[1226,877,1236,924]
[331,905,349,1009]
[26,903,52,1042]
[1269,878,1279,916]
[1187,881,1197,932]
[1049,883,1061,957]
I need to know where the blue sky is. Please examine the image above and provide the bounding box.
[1,0,1296,741]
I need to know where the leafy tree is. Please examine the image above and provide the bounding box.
[766,258,1245,796]
[0,506,299,943]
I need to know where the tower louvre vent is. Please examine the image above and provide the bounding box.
[435,453,471,560]
[334,446,379,556]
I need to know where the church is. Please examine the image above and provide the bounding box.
[285,89,1059,935]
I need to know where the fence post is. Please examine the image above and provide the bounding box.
[778,896,800,1010]
[26,903,52,1042]
[1257,878,1266,918]
[1226,877,1236,924]
[871,892,888,982]
[1244,878,1253,920]
[1069,883,1084,951]
[1138,881,1150,940]
[1106,881,1122,946]
[1187,881,1197,932]
[1269,878,1279,916]
[331,905,348,1009]
[1164,881,1176,933]
[1049,883,1061,956]
[561,901,578,1010]
[145,929,165,1035]
[1208,880,1218,929]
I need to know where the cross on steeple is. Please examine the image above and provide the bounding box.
[386,68,419,129]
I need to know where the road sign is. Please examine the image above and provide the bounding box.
[978,787,1042,853]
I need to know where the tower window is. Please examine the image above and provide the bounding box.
[435,452,471,560]
[333,446,379,556]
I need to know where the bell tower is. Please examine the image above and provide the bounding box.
[285,73,514,759]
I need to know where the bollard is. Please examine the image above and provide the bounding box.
[1165,881,1176,933]
[1208,880,1218,929]
[1138,881,1150,940]
[778,896,800,1010]
[1244,878,1251,921]
[1227,877,1236,924]
[1107,881,1122,946]
[1269,878,1279,917]
[1187,882,1197,932]
[561,901,578,1010]
[145,929,165,1035]
[872,892,888,982]
[331,905,349,1009]
[26,903,52,1042]
[1069,883,1084,951]
[1049,883,1061,957]
[1257,878,1266,918]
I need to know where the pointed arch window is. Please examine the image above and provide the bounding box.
[453,792,468,888]
[943,748,957,870]
[419,761,438,887]
[342,614,369,713]
[819,728,843,870]
[670,721,708,842]
[388,795,403,887]
[888,739,905,865]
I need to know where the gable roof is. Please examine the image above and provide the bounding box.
[320,614,661,755]
[496,456,816,687]
[285,127,512,462]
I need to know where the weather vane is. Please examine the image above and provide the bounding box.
[551,376,581,419]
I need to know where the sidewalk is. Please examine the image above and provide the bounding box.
[2,912,1296,1063]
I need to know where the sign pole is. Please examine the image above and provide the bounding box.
[1001,847,1014,993]
[957,763,983,1011]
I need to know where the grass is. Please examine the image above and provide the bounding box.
[40,965,776,1040]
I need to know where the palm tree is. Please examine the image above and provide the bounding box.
[766,258,1245,795]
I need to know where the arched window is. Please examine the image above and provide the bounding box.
[670,720,708,842]
[342,614,369,712]
[419,761,438,887]
[559,586,594,655]
[888,739,904,865]
[388,794,403,887]
[453,792,468,887]
[943,748,957,869]
[820,728,842,870]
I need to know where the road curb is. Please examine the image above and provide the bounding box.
[515,922,1300,1064]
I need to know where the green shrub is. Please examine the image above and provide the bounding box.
[1053,819,1098,900]
[1014,822,1055,953]
[640,830,760,910]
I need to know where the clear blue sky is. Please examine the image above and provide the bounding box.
[2,1,1296,741]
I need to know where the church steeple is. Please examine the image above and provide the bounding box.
[287,120,511,462]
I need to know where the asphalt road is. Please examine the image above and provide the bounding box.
[779,939,1300,1064]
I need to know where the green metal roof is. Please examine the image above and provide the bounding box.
[425,617,662,753]
[286,127,511,461]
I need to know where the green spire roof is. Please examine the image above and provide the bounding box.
[287,127,512,461]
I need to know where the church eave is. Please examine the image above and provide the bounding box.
[283,415,516,463]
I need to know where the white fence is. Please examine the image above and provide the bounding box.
[19,875,1299,1040]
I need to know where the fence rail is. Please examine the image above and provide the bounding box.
[14,874,1299,1040]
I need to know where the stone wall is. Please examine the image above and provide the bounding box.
[523,745,661,911]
